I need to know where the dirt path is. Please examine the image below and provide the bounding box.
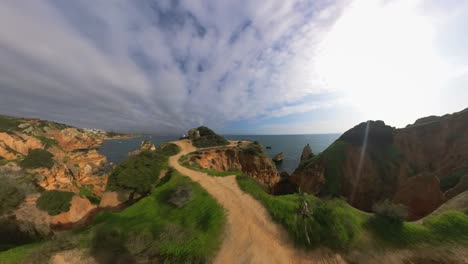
[169,140,342,264]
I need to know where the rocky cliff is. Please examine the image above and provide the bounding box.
[0,114,126,237]
[185,141,280,188]
[291,108,468,220]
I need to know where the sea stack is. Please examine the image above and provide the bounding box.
[300,144,314,161]
[272,152,284,163]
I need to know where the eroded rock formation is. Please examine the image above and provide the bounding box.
[186,141,280,187]
[291,108,468,219]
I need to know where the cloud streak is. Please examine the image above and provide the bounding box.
[0,0,346,134]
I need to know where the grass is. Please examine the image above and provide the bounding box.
[0,243,43,264]
[159,143,181,156]
[0,115,21,132]
[91,170,225,263]
[36,190,75,216]
[236,175,366,249]
[368,210,468,246]
[79,185,101,205]
[236,173,468,250]
[19,149,54,169]
[33,136,60,149]
[178,154,243,177]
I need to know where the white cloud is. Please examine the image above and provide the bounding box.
[0,0,346,134]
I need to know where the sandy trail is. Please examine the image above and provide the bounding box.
[169,140,322,264]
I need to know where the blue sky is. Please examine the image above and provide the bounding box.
[0,0,467,135]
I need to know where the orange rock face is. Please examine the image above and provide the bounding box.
[52,128,103,151]
[49,196,98,227]
[0,132,43,159]
[393,172,444,220]
[187,144,280,188]
[292,108,468,219]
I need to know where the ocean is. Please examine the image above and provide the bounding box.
[98,134,340,174]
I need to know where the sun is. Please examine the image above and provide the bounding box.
[316,0,449,127]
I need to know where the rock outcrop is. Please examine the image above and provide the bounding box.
[128,140,156,156]
[272,152,284,163]
[186,141,280,187]
[300,144,313,161]
[393,172,444,220]
[291,108,468,219]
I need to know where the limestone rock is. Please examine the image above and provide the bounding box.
[393,172,444,220]
[186,142,280,187]
[188,128,200,139]
[300,144,313,161]
[272,152,284,163]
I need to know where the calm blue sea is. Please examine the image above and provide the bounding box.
[98,134,340,174]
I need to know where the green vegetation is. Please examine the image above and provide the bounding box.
[92,170,225,263]
[107,150,170,200]
[36,190,74,216]
[440,170,465,192]
[179,154,243,177]
[0,115,21,132]
[19,149,54,169]
[372,200,408,224]
[236,175,364,249]
[34,136,59,149]
[79,185,101,205]
[241,141,268,157]
[159,143,181,156]
[191,126,229,148]
[0,178,26,215]
[368,210,468,246]
[0,243,42,264]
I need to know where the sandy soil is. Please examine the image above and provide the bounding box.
[170,140,344,264]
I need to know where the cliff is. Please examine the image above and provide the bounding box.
[0,114,127,238]
[185,141,280,188]
[291,108,468,220]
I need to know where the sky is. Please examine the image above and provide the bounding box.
[0,0,467,135]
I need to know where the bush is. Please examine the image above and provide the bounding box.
[34,136,59,149]
[0,115,21,132]
[312,201,361,249]
[36,190,74,216]
[372,200,408,224]
[0,178,26,215]
[20,149,54,169]
[242,142,267,157]
[191,126,229,148]
[107,150,171,200]
[79,185,101,205]
[236,175,364,249]
[93,171,225,263]
[159,143,180,156]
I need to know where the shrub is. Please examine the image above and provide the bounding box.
[191,126,229,148]
[107,151,168,200]
[20,149,54,169]
[34,136,59,149]
[0,179,26,215]
[372,200,408,224]
[36,190,74,216]
[159,143,180,156]
[0,115,21,132]
[440,171,465,192]
[79,185,101,205]
[242,142,267,157]
[236,175,363,249]
[311,201,361,249]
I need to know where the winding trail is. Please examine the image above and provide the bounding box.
[169,140,334,264]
